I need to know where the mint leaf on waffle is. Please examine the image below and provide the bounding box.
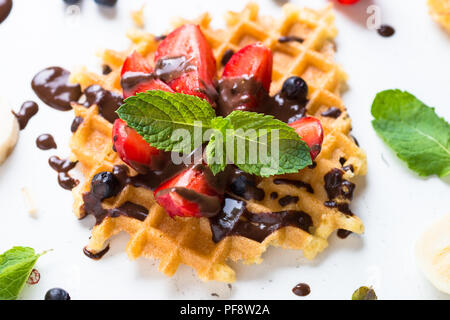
[371,90,450,177]
[117,90,312,177]
[0,247,46,300]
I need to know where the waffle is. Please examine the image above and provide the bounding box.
[69,2,367,282]
[428,0,450,33]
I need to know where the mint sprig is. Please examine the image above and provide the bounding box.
[0,247,47,300]
[117,90,312,177]
[371,90,450,177]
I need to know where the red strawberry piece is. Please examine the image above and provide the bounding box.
[120,50,173,99]
[218,42,273,114]
[112,119,165,173]
[337,0,360,4]
[154,165,223,218]
[154,24,217,103]
[289,116,324,160]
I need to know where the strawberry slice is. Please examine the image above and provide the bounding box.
[154,24,217,103]
[120,50,173,99]
[154,165,223,218]
[218,42,273,114]
[112,119,165,173]
[289,117,324,160]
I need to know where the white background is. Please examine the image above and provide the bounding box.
[0,0,449,300]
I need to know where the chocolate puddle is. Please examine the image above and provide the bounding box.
[209,197,313,243]
[12,101,38,130]
[36,134,57,150]
[0,0,12,24]
[32,67,82,111]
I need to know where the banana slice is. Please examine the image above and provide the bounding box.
[415,213,450,295]
[0,98,19,165]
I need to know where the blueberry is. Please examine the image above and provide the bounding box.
[63,0,80,4]
[94,0,118,6]
[281,76,308,101]
[91,171,120,200]
[45,288,71,300]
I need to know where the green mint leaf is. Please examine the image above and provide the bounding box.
[0,247,45,300]
[371,90,450,177]
[222,111,311,177]
[352,286,378,300]
[117,90,216,153]
[206,117,232,175]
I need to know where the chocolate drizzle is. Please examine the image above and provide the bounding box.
[83,245,110,260]
[321,107,341,118]
[36,134,57,150]
[12,101,38,130]
[278,36,304,44]
[221,49,235,66]
[278,195,299,207]
[0,0,12,24]
[48,156,78,190]
[324,168,355,200]
[31,67,82,111]
[227,167,265,201]
[209,197,313,243]
[273,178,314,194]
[83,85,123,123]
[71,116,83,132]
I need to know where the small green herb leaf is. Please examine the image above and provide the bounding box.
[117,90,216,152]
[0,247,46,300]
[371,90,450,177]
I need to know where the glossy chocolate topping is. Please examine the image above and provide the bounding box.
[278,195,299,207]
[48,156,78,190]
[324,168,355,200]
[58,172,79,190]
[83,245,110,260]
[278,36,304,43]
[377,24,395,37]
[36,134,57,150]
[292,283,310,296]
[209,197,313,243]
[321,107,342,118]
[12,101,38,130]
[273,178,314,194]
[71,116,83,132]
[32,67,82,111]
[83,85,123,123]
[0,0,12,24]
[221,49,235,66]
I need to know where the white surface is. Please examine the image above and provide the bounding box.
[0,0,449,300]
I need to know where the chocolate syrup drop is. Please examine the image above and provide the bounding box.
[71,116,83,132]
[273,178,314,194]
[12,101,38,130]
[292,283,310,297]
[36,134,57,150]
[323,168,355,200]
[31,67,82,111]
[278,35,304,43]
[337,229,352,239]
[377,24,395,37]
[321,107,342,118]
[83,245,110,260]
[102,64,112,75]
[0,0,12,24]
[58,172,79,190]
[48,156,78,190]
[83,85,123,123]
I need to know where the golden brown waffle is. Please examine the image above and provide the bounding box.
[428,0,450,33]
[69,2,367,282]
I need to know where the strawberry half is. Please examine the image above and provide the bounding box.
[120,50,173,99]
[289,116,324,160]
[218,42,273,114]
[154,24,217,103]
[112,119,165,173]
[154,165,223,218]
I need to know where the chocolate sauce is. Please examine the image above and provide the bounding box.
[292,283,310,297]
[31,67,82,111]
[324,200,353,216]
[308,161,317,169]
[221,49,234,66]
[209,197,313,243]
[154,35,167,41]
[58,172,79,190]
[71,116,83,132]
[278,195,298,207]
[12,101,38,130]
[351,135,360,147]
[110,202,148,221]
[154,55,196,83]
[48,156,77,172]
[268,92,307,123]
[172,188,221,217]
[339,157,346,166]
[270,192,278,200]
[337,229,352,239]
[102,64,112,75]
[83,85,123,123]
[0,0,12,24]
[36,134,57,150]
[227,167,265,201]
[273,178,314,194]
[342,164,354,172]
[321,107,341,118]
[278,36,304,44]
[323,168,355,200]
[377,24,395,37]
[83,244,110,260]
